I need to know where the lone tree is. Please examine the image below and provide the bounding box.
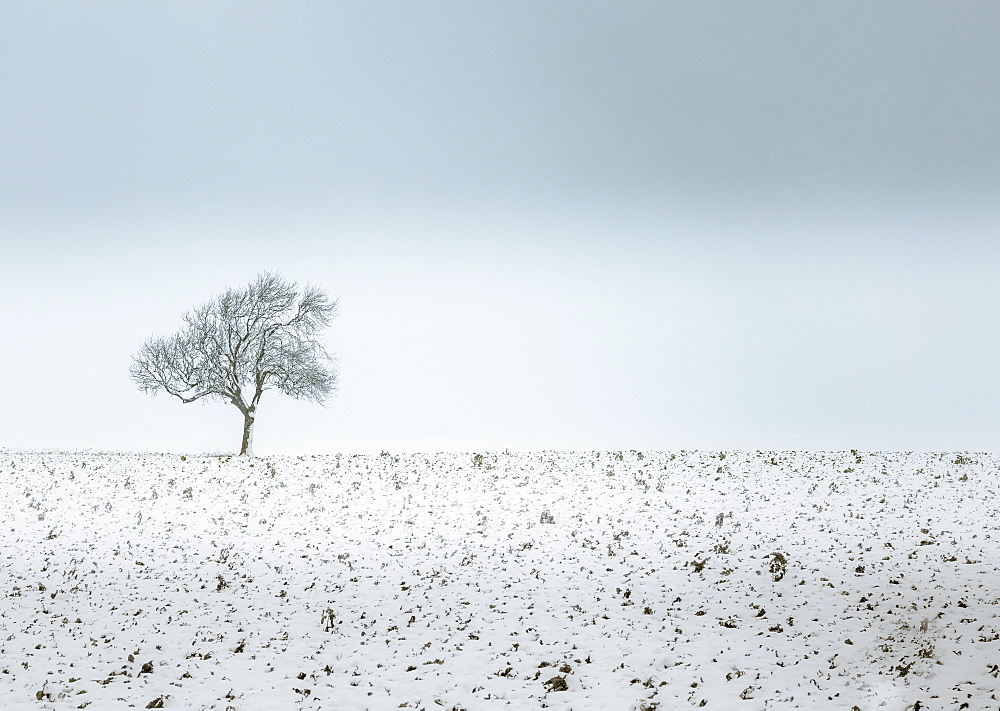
[130,272,338,455]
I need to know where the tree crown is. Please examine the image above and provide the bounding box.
[130,272,338,414]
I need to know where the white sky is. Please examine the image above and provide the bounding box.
[3,2,1000,454]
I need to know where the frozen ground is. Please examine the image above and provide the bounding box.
[1,449,998,710]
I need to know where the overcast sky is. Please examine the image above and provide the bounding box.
[3,1,1000,454]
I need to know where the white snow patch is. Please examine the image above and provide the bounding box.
[1,449,998,709]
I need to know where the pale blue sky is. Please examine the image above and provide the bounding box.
[2,2,999,454]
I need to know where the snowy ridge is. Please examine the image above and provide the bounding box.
[1,449,998,710]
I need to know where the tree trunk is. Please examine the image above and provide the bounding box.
[240,408,255,456]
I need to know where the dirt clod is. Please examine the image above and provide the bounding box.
[544,675,568,692]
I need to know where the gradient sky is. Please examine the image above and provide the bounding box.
[3,1,1000,454]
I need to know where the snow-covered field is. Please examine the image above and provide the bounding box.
[1,449,998,710]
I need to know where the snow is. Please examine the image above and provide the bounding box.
[1,449,998,710]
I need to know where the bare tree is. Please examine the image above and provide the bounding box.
[130,272,338,455]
